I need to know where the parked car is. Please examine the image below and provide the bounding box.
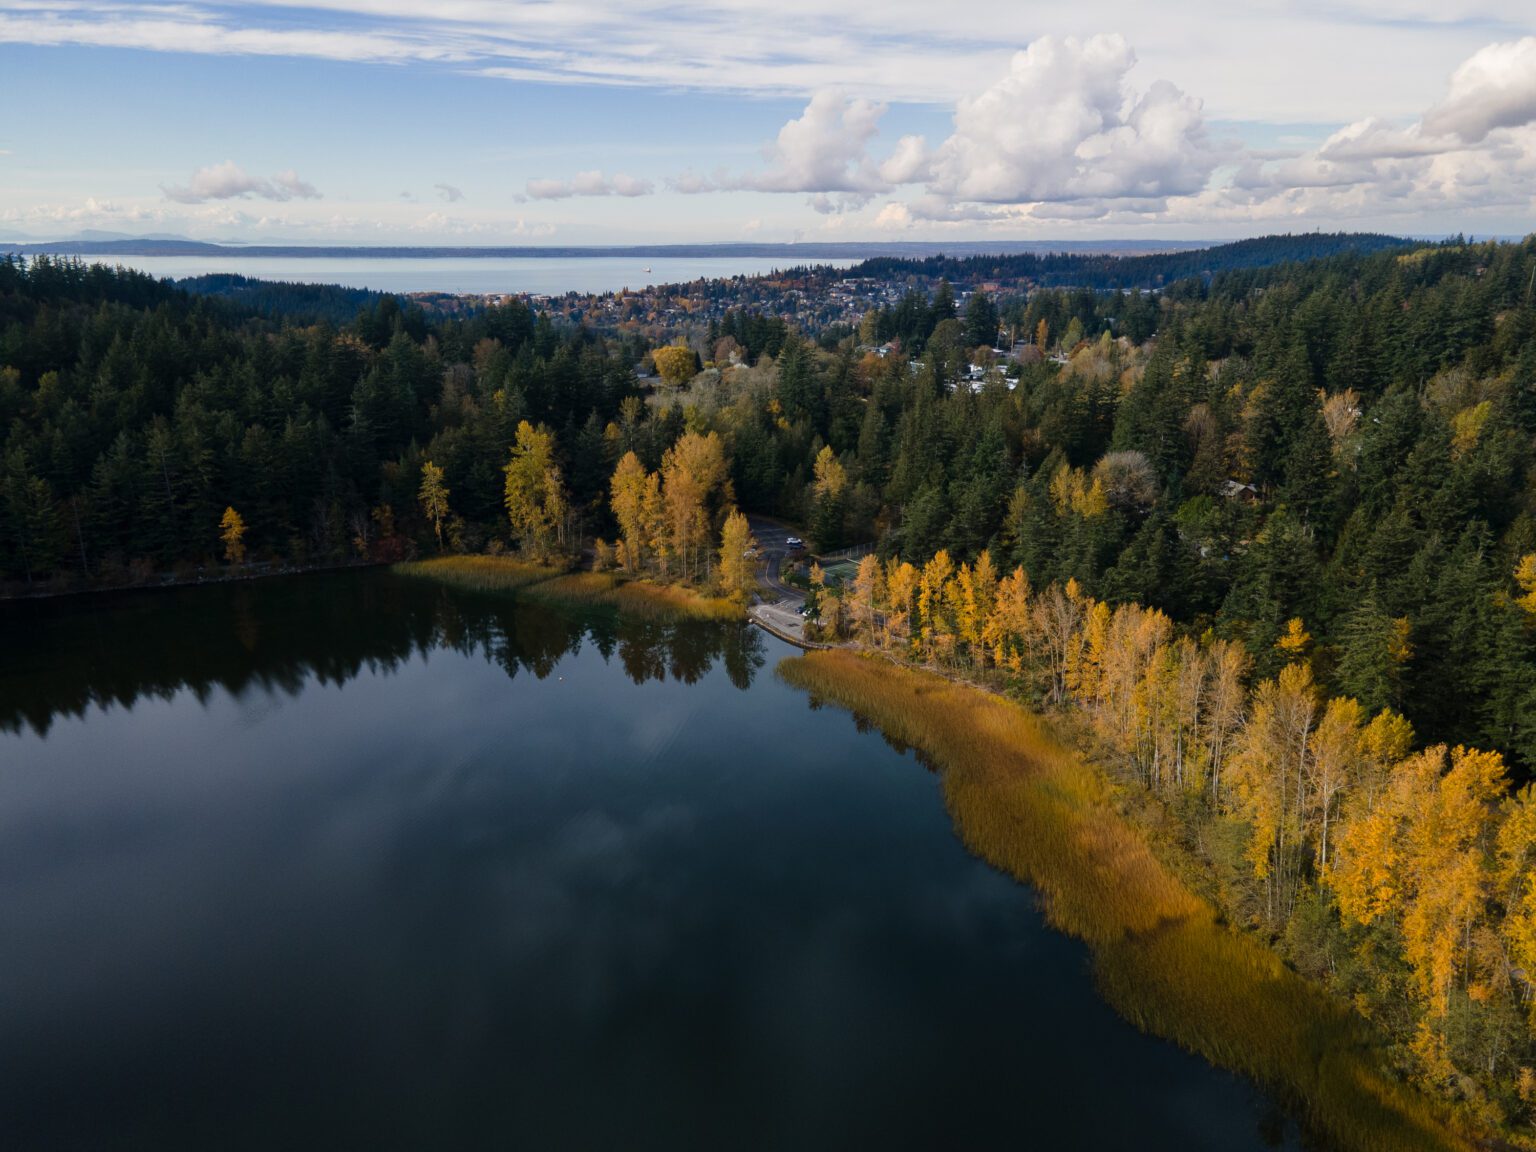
[785,536,803,548]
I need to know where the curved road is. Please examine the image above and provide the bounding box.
[746,515,814,645]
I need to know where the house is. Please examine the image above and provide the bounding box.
[1220,480,1260,502]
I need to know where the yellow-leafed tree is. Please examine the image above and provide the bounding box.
[503,421,568,562]
[418,460,451,552]
[220,506,247,565]
[717,510,757,602]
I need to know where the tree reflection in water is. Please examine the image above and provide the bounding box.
[0,569,765,737]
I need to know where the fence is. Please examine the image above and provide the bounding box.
[811,543,874,565]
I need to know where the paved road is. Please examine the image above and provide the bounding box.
[746,516,806,602]
[746,515,813,645]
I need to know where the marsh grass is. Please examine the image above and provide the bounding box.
[524,572,743,621]
[394,556,564,592]
[778,649,1469,1152]
[394,557,743,623]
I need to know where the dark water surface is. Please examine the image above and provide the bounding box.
[0,571,1300,1150]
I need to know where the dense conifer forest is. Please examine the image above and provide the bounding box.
[847,230,1416,288]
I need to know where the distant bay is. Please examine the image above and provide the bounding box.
[58,255,863,296]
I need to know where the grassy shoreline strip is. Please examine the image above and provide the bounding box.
[394,556,563,593]
[393,557,743,623]
[777,649,1469,1152]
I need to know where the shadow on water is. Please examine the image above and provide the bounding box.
[0,568,766,737]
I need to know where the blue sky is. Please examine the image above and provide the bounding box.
[1,2,1533,243]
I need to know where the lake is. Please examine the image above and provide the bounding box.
[0,571,1300,1150]
[74,256,858,296]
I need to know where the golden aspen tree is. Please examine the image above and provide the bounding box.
[948,561,981,668]
[1067,595,1111,707]
[811,444,847,501]
[1033,579,1085,705]
[717,509,757,602]
[1355,708,1415,811]
[1403,747,1506,1019]
[610,451,652,572]
[967,550,999,663]
[1202,637,1249,807]
[1168,636,1210,793]
[640,470,667,576]
[651,344,697,388]
[1494,788,1536,1025]
[503,421,567,561]
[1099,604,1172,779]
[660,431,730,583]
[1049,465,1108,519]
[1307,696,1366,871]
[1515,554,1536,618]
[885,559,920,653]
[1333,744,1508,1022]
[850,553,884,645]
[418,460,451,552]
[1231,662,1317,922]
[984,565,1032,674]
[219,506,247,565]
[1275,617,1312,663]
[917,550,954,664]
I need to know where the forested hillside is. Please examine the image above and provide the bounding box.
[176,273,391,326]
[849,231,1416,289]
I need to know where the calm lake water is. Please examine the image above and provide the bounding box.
[83,256,857,296]
[0,571,1300,1150]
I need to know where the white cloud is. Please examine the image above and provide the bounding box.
[161,160,321,203]
[524,169,654,200]
[1422,36,1536,142]
[684,37,1225,222]
[923,35,1223,206]
[1226,36,1536,221]
[666,170,717,195]
[731,89,887,193]
[434,182,464,202]
[8,0,1532,125]
[877,135,930,185]
[687,31,1536,230]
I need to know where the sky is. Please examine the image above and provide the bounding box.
[0,1,1534,244]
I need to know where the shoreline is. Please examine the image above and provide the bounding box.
[0,557,385,604]
[394,556,744,623]
[777,648,1472,1152]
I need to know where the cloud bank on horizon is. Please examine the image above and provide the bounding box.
[0,1,1533,242]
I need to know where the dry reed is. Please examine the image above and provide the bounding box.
[778,649,1469,1152]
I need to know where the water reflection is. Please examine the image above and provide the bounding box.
[0,570,765,736]
[0,568,1301,1151]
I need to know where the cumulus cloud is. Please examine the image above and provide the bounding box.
[922,35,1222,206]
[733,89,887,193]
[161,161,321,204]
[684,36,1225,222]
[878,135,931,185]
[1421,37,1536,143]
[524,170,654,199]
[697,31,1536,230]
[434,182,464,202]
[1225,35,1536,222]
